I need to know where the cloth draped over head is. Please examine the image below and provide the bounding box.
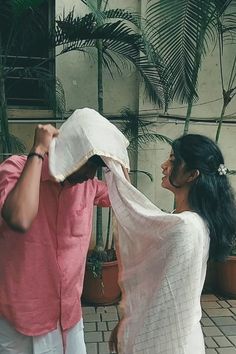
[49,108,208,354]
[49,108,130,181]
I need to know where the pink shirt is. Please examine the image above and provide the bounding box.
[0,155,110,336]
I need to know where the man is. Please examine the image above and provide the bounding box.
[0,122,110,354]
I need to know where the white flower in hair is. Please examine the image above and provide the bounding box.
[218,164,227,175]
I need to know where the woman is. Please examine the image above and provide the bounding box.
[163,134,236,261]
[108,134,236,354]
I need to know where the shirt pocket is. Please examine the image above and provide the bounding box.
[70,208,91,237]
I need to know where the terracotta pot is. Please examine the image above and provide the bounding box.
[203,259,217,293]
[216,256,236,298]
[82,260,121,305]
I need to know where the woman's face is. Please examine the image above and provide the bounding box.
[161,151,191,192]
[161,151,176,191]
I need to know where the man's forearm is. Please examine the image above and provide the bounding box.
[2,124,59,233]
[2,154,44,232]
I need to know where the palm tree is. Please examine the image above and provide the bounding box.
[55,0,171,256]
[146,0,234,134]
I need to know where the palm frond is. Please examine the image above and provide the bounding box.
[55,12,168,107]
[146,0,231,103]
[102,38,168,107]
[103,8,141,28]
[129,133,172,149]
[80,0,106,24]
[120,107,172,149]
[220,12,236,43]
[56,14,141,50]
[55,11,97,46]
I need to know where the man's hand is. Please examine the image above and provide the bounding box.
[31,124,59,155]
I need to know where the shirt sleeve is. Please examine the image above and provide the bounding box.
[94,179,111,207]
[0,156,26,211]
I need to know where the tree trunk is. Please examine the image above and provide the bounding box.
[215,104,226,143]
[132,115,139,187]
[183,99,193,136]
[95,0,104,251]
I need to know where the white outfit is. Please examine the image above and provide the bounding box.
[0,318,86,354]
[48,108,210,354]
[104,159,210,354]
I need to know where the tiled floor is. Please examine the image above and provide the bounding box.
[83,294,236,354]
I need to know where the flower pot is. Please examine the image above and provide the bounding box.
[216,256,236,298]
[203,259,217,293]
[82,260,121,305]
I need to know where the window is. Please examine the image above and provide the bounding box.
[4,1,55,108]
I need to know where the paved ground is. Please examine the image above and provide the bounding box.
[83,294,236,354]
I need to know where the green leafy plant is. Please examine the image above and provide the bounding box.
[146,0,234,134]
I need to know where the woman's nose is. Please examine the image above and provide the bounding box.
[161,161,167,170]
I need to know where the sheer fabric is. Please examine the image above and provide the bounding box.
[49,108,210,354]
[103,159,209,354]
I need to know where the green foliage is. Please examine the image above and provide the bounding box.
[87,249,117,279]
[146,0,234,134]
[55,7,170,108]
[146,0,232,104]
[120,107,172,150]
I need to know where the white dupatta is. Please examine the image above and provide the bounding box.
[49,108,209,354]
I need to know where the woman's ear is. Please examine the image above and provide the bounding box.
[187,169,200,183]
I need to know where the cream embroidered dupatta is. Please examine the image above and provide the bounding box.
[49,108,208,354]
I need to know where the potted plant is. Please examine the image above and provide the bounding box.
[215,245,236,298]
[82,207,121,305]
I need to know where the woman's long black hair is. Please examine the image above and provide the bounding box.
[171,134,236,261]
